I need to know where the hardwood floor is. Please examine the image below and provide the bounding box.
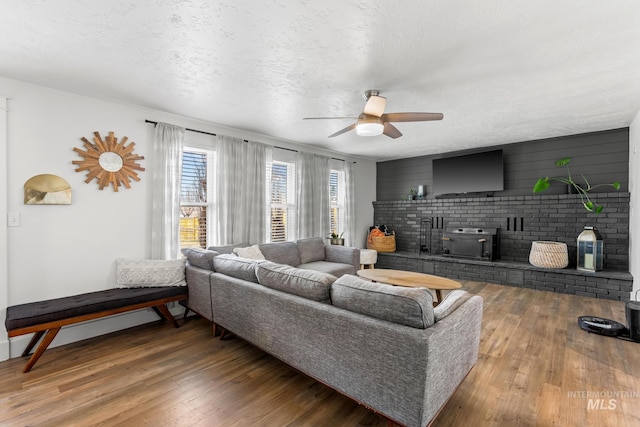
[1,282,639,426]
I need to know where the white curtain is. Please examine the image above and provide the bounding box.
[344,161,356,247]
[215,135,271,245]
[151,122,185,260]
[296,151,330,239]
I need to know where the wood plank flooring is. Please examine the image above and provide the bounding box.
[1,281,639,426]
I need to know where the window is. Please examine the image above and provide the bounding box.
[180,148,212,249]
[330,168,346,236]
[270,160,296,242]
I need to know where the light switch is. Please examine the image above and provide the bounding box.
[7,212,20,227]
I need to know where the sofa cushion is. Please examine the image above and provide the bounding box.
[116,258,186,288]
[259,242,301,267]
[181,248,219,270]
[212,254,260,283]
[255,261,336,303]
[207,242,249,255]
[331,275,434,328]
[296,237,326,264]
[298,261,354,278]
[233,244,266,260]
[434,290,471,322]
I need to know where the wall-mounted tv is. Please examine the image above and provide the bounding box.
[432,150,504,196]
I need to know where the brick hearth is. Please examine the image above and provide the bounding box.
[371,192,632,301]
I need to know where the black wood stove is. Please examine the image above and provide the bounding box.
[442,224,500,261]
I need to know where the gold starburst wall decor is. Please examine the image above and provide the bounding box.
[72,131,145,191]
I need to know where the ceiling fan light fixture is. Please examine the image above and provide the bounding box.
[304,91,443,139]
[356,116,384,136]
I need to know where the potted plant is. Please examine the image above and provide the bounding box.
[328,232,344,245]
[533,157,620,214]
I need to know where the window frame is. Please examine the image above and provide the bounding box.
[269,150,297,242]
[330,164,346,237]
[179,146,214,249]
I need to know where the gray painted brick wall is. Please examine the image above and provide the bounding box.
[372,192,630,271]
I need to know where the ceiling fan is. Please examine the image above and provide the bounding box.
[303,90,443,139]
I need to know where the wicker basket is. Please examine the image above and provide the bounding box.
[529,241,569,269]
[367,231,396,253]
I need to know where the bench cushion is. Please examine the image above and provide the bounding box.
[5,287,187,332]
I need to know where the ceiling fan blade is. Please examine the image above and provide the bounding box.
[303,116,357,120]
[363,95,386,117]
[328,123,357,138]
[381,112,444,122]
[383,123,402,139]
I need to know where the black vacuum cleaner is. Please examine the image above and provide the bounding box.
[578,293,640,342]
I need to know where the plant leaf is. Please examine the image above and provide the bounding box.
[613,181,621,190]
[555,157,571,167]
[533,177,550,193]
[584,201,594,212]
[595,205,604,214]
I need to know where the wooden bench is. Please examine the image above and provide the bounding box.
[4,286,187,372]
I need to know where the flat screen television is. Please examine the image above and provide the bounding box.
[432,150,504,195]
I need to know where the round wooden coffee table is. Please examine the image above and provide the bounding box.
[356,268,461,304]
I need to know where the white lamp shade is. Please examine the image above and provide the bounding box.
[356,115,384,136]
[356,122,384,136]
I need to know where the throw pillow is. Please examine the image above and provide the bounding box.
[233,244,266,260]
[116,258,186,288]
[331,275,434,328]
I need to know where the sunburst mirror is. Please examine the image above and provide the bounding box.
[72,131,145,191]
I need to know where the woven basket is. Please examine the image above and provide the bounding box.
[367,231,396,253]
[529,241,569,269]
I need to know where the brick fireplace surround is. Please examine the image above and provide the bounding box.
[372,192,633,301]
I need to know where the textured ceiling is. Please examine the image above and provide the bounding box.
[1,1,640,161]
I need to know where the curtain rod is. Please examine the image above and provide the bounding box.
[145,119,353,163]
[145,119,218,137]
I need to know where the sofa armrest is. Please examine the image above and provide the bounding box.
[325,245,360,271]
[185,265,214,322]
[420,295,483,423]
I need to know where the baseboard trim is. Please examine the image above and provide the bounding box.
[0,338,9,361]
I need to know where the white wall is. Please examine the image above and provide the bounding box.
[1,97,8,360]
[0,76,376,359]
[353,161,376,248]
[629,110,640,299]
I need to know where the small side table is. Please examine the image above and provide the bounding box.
[359,249,378,269]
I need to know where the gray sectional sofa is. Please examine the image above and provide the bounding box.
[182,237,483,427]
[184,237,360,321]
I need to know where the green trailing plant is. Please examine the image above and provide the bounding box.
[533,157,620,214]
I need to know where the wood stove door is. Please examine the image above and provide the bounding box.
[443,234,486,259]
